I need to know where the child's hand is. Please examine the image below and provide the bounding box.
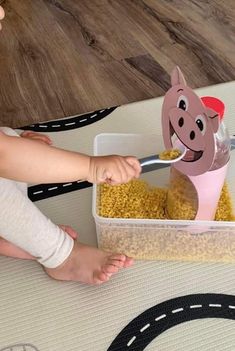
[87,155,141,185]
[0,6,5,31]
[20,131,52,145]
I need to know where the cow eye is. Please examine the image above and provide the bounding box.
[196,115,206,135]
[177,95,188,111]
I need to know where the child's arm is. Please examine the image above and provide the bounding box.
[0,131,141,184]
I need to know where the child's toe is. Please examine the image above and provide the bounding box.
[109,258,125,268]
[123,257,134,267]
[94,271,110,284]
[109,254,134,268]
[110,253,127,262]
[103,264,119,274]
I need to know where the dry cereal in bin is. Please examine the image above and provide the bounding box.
[159,148,181,160]
[97,177,235,263]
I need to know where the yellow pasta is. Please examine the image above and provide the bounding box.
[215,182,235,221]
[98,178,234,221]
[99,180,167,219]
[159,148,181,160]
[166,168,197,220]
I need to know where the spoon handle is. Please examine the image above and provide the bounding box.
[141,162,170,174]
[139,155,161,167]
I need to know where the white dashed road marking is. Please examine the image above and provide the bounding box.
[172,308,184,313]
[190,305,202,309]
[48,187,58,191]
[140,324,150,332]
[155,314,166,322]
[65,122,76,126]
[127,336,136,347]
[33,190,43,195]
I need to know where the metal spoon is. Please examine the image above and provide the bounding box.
[140,147,186,167]
[140,136,235,174]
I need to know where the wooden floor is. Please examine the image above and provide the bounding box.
[0,0,235,128]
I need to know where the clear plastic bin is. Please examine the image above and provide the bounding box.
[92,133,235,263]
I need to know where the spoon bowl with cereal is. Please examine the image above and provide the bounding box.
[140,146,187,173]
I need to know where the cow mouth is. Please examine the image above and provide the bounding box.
[170,123,203,162]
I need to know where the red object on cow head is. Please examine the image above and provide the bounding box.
[201,96,225,120]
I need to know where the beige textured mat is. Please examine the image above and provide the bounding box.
[0,81,235,351]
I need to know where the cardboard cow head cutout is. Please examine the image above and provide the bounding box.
[162,67,221,176]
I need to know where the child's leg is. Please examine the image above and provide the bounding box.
[0,176,133,284]
[0,225,78,260]
[0,237,35,260]
[0,175,75,267]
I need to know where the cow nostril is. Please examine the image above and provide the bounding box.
[178,117,184,127]
[190,131,195,140]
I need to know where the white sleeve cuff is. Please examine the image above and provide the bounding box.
[38,228,74,268]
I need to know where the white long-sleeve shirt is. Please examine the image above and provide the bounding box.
[0,127,74,268]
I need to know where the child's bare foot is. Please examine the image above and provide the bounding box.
[0,224,78,260]
[45,241,134,285]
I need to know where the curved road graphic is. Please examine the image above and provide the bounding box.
[28,180,91,202]
[20,107,117,132]
[108,293,235,351]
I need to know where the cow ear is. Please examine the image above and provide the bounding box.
[206,108,220,133]
[171,66,187,86]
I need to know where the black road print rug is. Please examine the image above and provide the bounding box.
[0,81,235,351]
